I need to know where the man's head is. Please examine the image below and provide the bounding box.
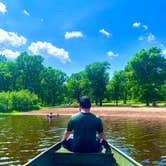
[79,96,91,109]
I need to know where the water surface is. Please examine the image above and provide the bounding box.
[0,115,166,166]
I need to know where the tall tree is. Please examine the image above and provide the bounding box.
[16,52,44,94]
[40,67,67,105]
[108,70,128,105]
[85,62,110,106]
[0,62,12,91]
[66,71,90,103]
[125,46,166,106]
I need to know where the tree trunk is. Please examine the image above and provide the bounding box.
[123,93,127,104]
[152,101,157,107]
[146,100,149,106]
[99,98,102,106]
[115,99,118,106]
[95,99,98,106]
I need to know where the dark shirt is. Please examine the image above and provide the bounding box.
[67,112,103,152]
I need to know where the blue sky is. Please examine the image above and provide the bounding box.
[0,0,166,77]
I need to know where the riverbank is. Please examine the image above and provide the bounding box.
[18,106,166,120]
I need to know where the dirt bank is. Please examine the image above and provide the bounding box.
[20,107,166,119]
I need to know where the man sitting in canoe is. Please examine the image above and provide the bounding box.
[62,96,111,153]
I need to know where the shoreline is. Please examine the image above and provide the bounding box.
[17,106,166,120]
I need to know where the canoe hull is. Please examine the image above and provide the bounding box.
[24,142,142,166]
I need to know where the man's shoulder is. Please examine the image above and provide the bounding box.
[89,112,100,118]
[70,112,82,119]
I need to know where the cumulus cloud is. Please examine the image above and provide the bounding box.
[0,28,27,47]
[65,31,83,39]
[23,9,30,16]
[132,22,141,28]
[28,41,70,63]
[147,33,155,42]
[0,49,20,59]
[107,51,119,58]
[0,2,7,14]
[99,29,111,37]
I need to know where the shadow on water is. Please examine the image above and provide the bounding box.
[0,115,166,166]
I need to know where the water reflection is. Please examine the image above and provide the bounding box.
[0,115,166,166]
[102,117,166,166]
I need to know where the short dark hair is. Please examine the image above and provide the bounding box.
[79,96,91,109]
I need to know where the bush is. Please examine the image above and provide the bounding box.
[0,90,40,112]
[0,91,12,112]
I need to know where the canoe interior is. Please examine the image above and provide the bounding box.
[24,142,142,166]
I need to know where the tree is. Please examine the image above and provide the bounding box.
[66,71,91,103]
[125,46,166,106]
[16,52,44,94]
[108,70,128,105]
[40,67,67,105]
[0,55,7,63]
[0,62,13,92]
[85,62,110,106]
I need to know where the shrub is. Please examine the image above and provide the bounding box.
[0,90,40,112]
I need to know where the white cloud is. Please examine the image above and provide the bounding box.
[0,28,27,47]
[133,22,148,30]
[0,49,20,59]
[23,9,30,16]
[0,2,7,14]
[107,51,119,58]
[138,33,156,42]
[99,29,111,37]
[65,31,83,39]
[162,48,166,56]
[142,24,148,30]
[132,22,141,28]
[28,41,70,63]
[147,33,155,42]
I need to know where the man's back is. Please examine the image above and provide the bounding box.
[67,112,103,152]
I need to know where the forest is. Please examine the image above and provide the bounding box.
[0,46,166,112]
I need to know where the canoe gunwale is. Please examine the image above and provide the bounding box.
[110,144,142,166]
[23,142,142,166]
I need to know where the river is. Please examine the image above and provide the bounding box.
[0,115,166,166]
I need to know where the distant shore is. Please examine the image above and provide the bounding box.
[19,106,166,120]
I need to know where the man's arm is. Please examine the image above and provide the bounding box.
[62,130,72,141]
[98,132,106,143]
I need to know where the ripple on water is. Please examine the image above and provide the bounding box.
[0,160,20,166]
[141,159,150,164]
[0,117,5,121]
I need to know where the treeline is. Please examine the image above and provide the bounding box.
[0,46,166,112]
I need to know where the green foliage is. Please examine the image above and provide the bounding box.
[85,62,110,106]
[125,46,166,105]
[0,47,165,109]
[40,67,67,105]
[0,91,12,112]
[66,71,91,103]
[0,55,7,63]
[0,90,40,112]
[16,52,44,93]
[108,70,128,105]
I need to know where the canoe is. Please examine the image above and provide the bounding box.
[24,142,142,166]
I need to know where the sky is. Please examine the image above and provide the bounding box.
[0,0,166,77]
